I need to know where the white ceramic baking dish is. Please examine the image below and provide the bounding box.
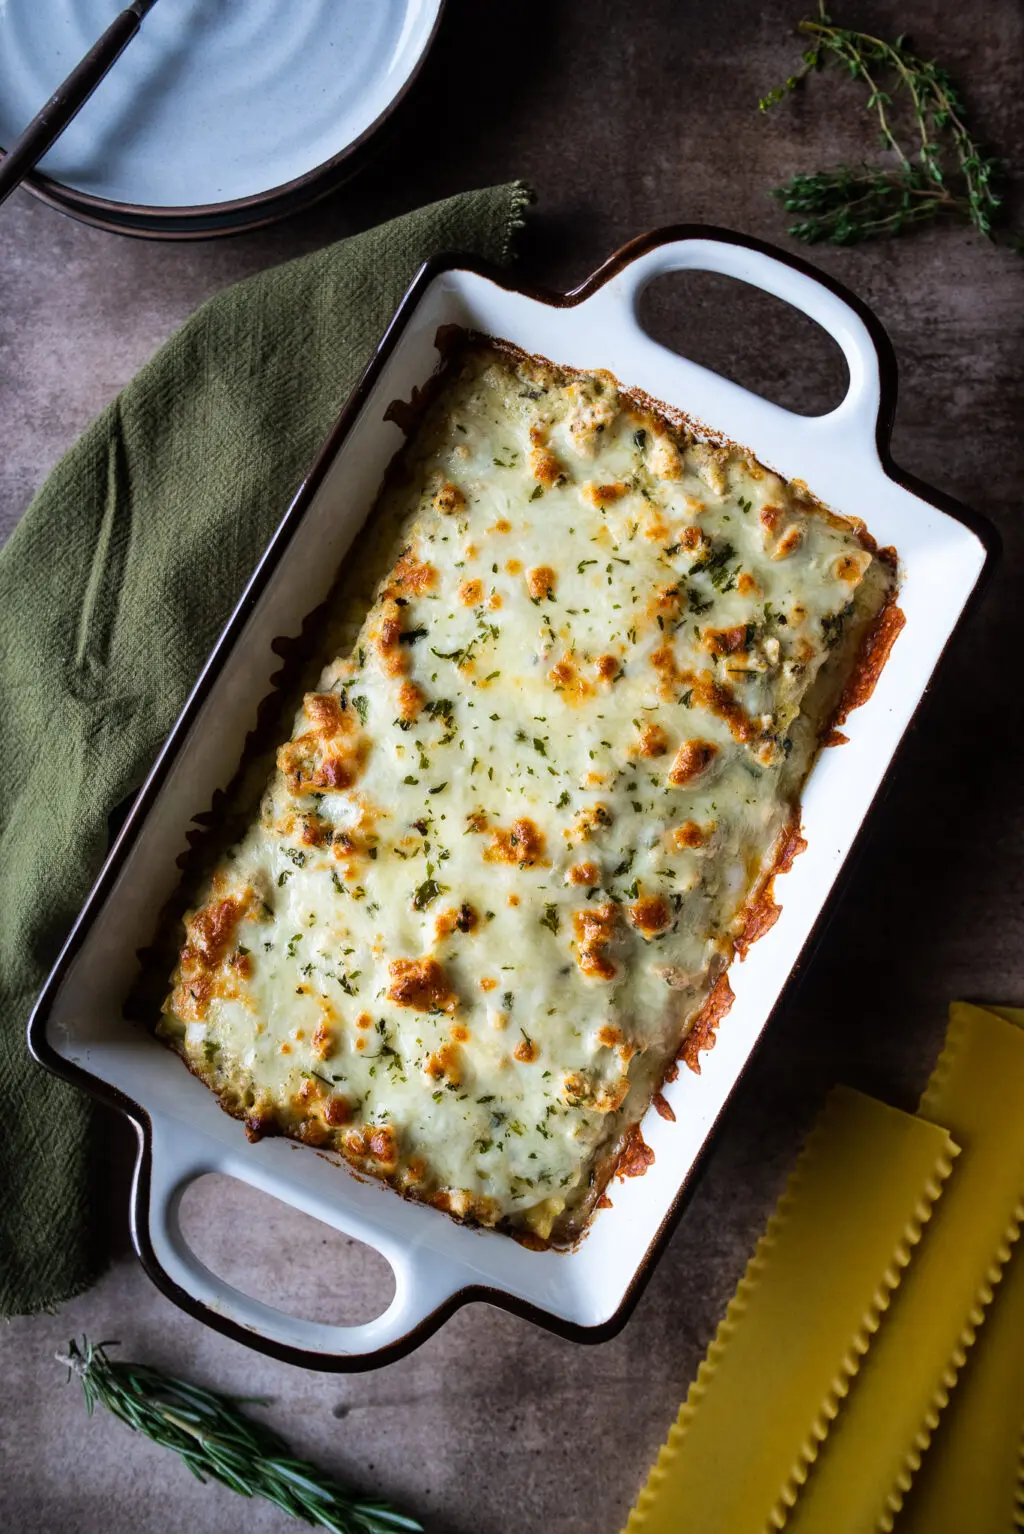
[29,227,995,1370]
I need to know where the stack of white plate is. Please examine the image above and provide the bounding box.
[0,0,445,237]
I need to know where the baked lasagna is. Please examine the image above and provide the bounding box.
[157,340,900,1244]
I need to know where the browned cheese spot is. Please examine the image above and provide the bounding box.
[650,642,684,697]
[582,481,628,508]
[278,692,368,795]
[671,819,710,850]
[703,624,749,658]
[433,481,465,515]
[424,1041,462,1084]
[628,895,672,939]
[567,860,600,886]
[301,817,330,847]
[484,817,547,867]
[371,598,410,679]
[668,739,719,787]
[650,435,683,480]
[690,671,756,744]
[345,1123,399,1171]
[434,902,479,939]
[528,425,565,486]
[549,655,594,703]
[227,949,252,980]
[634,721,669,758]
[572,903,617,981]
[834,550,870,584]
[772,525,803,560]
[397,680,425,723]
[386,956,457,1014]
[386,546,437,597]
[311,1022,336,1060]
[323,1095,351,1127]
[171,894,248,1023]
[570,803,612,841]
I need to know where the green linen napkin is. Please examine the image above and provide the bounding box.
[0,181,531,1317]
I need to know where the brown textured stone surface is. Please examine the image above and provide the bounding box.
[1,2,1022,1531]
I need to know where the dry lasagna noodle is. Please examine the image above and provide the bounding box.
[157,340,899,1244]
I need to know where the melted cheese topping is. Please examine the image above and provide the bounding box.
[158,343,895,1244]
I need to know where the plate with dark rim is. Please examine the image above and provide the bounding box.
[0,0,445,238]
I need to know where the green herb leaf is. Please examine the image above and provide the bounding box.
[58,1338,422,1534]
[761,9,1013,251]
[412,878,445,911]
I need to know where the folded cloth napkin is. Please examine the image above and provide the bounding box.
[0,181,531,1318]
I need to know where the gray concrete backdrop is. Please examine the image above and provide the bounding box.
[2,2,1022,1531]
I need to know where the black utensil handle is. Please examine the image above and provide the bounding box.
[0,5,146,209]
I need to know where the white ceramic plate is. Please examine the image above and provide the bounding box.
[0,0,444,226]
[29,228,995,1369]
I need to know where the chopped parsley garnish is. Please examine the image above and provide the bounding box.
[412,878,445,910]
[540,904,560,935]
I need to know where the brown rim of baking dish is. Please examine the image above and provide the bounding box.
[0,1,447,241]
[27,225,1000,1370]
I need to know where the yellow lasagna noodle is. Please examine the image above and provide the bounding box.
[786,1002,1024,1533]
[623,1087,957,1534]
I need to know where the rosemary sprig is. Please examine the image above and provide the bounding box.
[59,1337,422,1534]
[760,3,1014,248]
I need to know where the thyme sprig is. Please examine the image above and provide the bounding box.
[59,1337,422,1534]
[761,3,1013,247]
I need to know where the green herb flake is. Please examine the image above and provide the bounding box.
[412,878,445,911]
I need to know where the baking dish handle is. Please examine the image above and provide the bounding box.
[137,1114,463,1364]
[591,232,885,447]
